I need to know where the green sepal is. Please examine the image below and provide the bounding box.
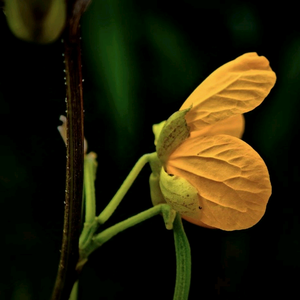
[152,120,166,146]
[159,167,200,219]
[156,108,191,164]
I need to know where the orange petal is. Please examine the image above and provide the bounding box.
[190,114,245,139]
[180,53,276,132]
[166,134,271,230]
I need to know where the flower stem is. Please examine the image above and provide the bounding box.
[97,152,156,224]
[80,204,176,259]
[173,213,191,300]
[69,281,79,300]
[84,152,97,223]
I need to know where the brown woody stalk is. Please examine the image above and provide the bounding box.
[51,1,90,299]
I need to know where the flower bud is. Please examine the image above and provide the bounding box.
[5,0,66,43]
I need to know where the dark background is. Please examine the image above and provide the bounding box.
[1,1,299,299]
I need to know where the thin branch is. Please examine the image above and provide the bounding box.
[51,1,90,299]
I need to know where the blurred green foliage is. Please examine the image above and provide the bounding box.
[0,1,299,299]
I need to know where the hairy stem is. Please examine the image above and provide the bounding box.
[51,1,90,299]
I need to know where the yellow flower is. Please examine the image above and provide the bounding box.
[150,53,276,231]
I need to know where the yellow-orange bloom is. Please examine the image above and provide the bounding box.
[153,53,276,231]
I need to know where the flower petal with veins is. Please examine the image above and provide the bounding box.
[190,114,245,139]
[166,134,271,230]
[181,53,276,133]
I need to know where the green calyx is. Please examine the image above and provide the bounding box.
[155,108,191,165]
[159,167,200,219]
